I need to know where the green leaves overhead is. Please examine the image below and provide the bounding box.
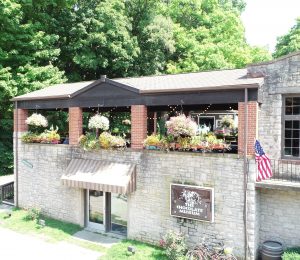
[274,18,300,58]
[0,0,273,175]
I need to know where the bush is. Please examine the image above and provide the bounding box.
[24,207,41,222]
[160,231,187,260]
[283,248,300,260]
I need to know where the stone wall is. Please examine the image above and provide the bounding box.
[16,143,257,258]
[248,52,300,159]
[258,188,300,248]
[17,143,85,225]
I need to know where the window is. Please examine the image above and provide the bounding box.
[283,97,300,158]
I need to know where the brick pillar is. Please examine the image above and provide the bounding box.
[238,101,258,156]
[131,105,147,149]
[69,107,83,145]
[14,109,28,133]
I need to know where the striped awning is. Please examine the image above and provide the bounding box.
[61,159,136,194]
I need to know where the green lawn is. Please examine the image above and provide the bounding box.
[102,239,167,260]
[0,208,167,259]
[0,208,105,253]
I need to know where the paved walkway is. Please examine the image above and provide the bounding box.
[73,229,121,248]
[0,227,102,260]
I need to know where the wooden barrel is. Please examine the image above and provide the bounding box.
[262,241,283,260]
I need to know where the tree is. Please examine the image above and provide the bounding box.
[55,0,139,80]
[0,0,65,175]
[273,18,300,58]
[165,0,271,73]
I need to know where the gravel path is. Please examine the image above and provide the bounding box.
[0,227,102,260]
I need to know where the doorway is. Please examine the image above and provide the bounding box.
[86,190,128,236]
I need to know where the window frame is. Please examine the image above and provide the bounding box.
[282,95,300,160]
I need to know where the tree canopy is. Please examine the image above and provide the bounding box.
[274,18,300,58]
[0,0,271,175]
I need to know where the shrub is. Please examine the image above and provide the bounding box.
[283,248,300,260]
[25,207,41,222]
[160,231,187,260]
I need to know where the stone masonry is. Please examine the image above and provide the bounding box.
[17,143,257,259]
[247,52,300,258]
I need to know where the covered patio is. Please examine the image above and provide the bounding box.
[12,69,262,156]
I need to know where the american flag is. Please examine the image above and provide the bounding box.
[255,140,273,181]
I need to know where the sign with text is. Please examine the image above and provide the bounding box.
[170,184,214,222]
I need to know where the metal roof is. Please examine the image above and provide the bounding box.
[12,68,263,101]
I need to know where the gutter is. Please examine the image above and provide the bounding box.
[243,88,249,259]
[15,101,19,207]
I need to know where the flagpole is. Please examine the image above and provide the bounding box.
[243,88,249,259]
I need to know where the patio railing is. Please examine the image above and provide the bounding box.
[1,182,14,205]
[269,159,300,183]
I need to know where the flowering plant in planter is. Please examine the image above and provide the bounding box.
[21,132,41,143]
[143,134,161,149]
[26,113,48,133]
[88,114,109,136]
[99,132,126,149]
[40,125,60,144]
[166,114,197,138]
[79,133,100,151]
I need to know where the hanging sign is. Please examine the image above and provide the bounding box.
[170,184,214,222]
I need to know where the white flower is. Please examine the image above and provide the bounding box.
[25,113,48,127]
[88,114,109,130]
[166,114,198,137]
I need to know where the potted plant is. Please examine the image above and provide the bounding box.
[25,113,48,133]
[40,125,60,144]
[143,134,161,150]
[165,114,198,139]
[88,114,109,137]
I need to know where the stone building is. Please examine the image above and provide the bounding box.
[12,51,300,259]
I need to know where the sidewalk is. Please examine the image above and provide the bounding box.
[0,227,102,260]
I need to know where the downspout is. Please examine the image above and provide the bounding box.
[243,88,249,259]
[15,101,19,207]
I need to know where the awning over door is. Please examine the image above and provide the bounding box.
[61,159,136,194]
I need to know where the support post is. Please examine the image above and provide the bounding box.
[131,105,147,149]
[69,107,83,145]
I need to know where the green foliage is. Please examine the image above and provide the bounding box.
[0,0,272,175]
[102,239,167,260]
[24,207,41,222]
[160,231,187,260]
[274,18,300,58]
[282,248,300,260]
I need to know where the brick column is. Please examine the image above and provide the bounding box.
[131,105,147,149]
[238,101,258,156]
[14,109,28,133]
[69,107,83,145]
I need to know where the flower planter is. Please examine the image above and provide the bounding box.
[145,145,160,150]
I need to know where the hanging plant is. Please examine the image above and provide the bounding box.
[25,113,48,133]
[165,114,197,138]
[88,114,109,137]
